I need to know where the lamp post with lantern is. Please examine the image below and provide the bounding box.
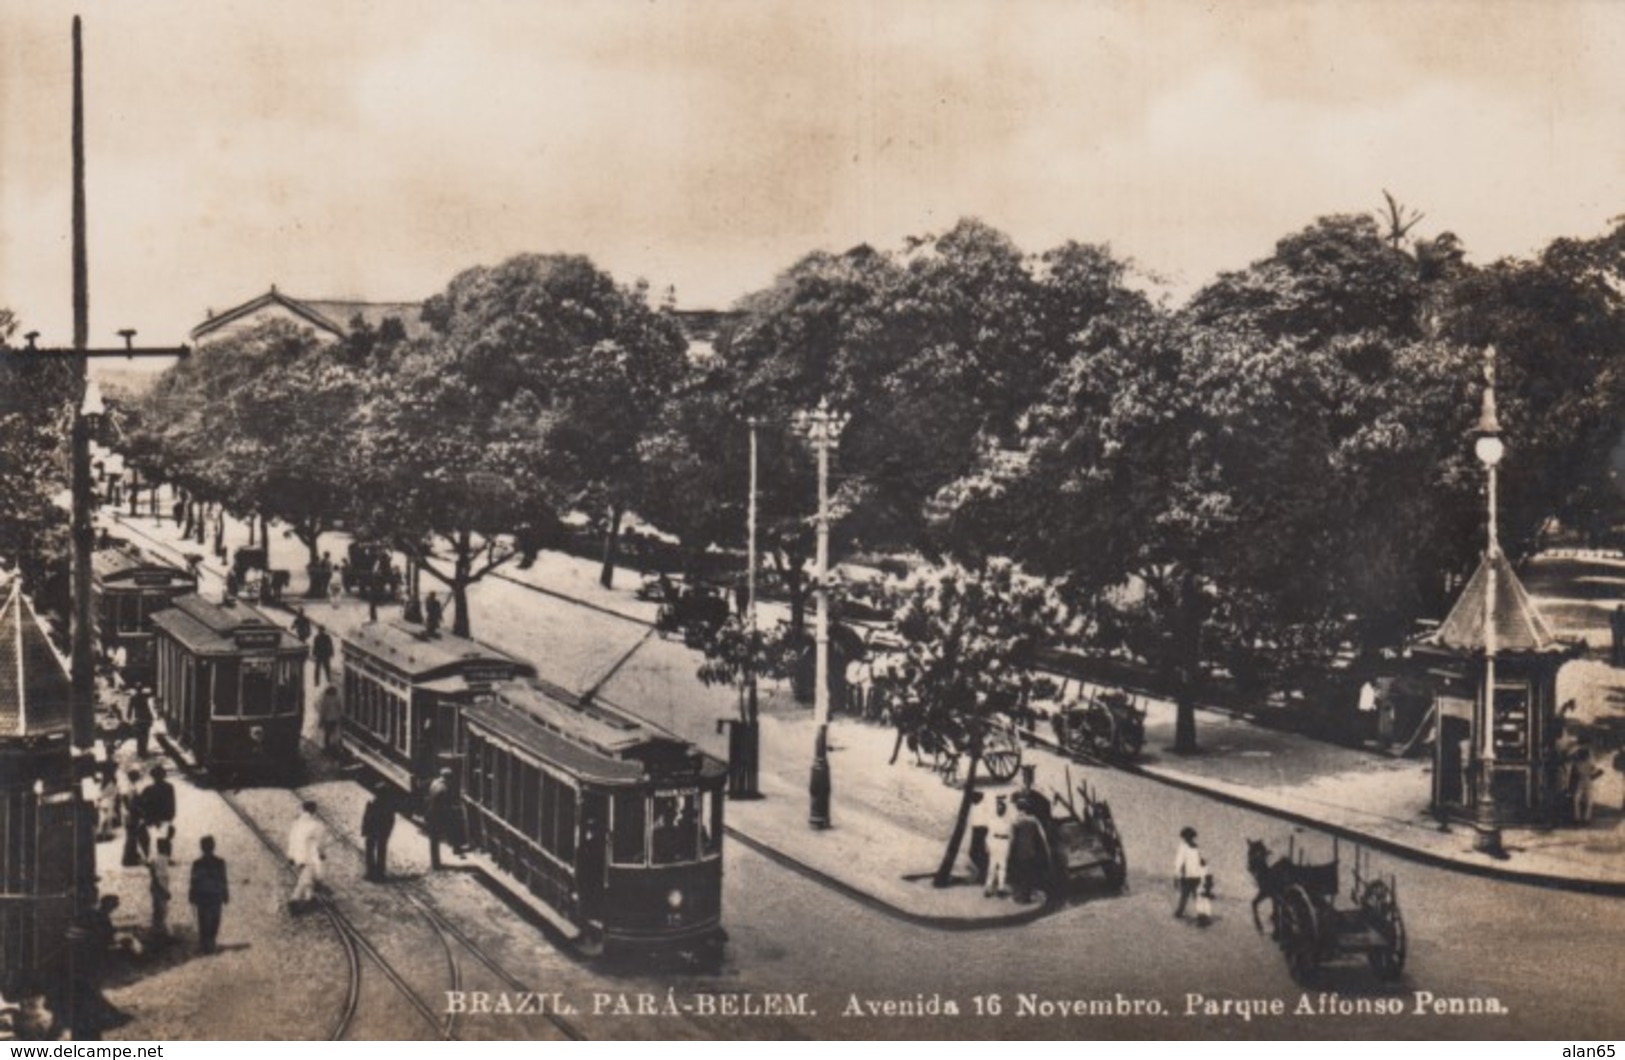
[794,398,849,830]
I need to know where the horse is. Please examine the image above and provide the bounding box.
[1246,838,1301,936]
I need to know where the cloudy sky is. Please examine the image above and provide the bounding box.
[2,0,1622,348]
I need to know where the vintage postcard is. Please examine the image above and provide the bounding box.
[1,0,1621,1044]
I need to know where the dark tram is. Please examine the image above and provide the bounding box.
[338,620,536,793]
[149,594,306,778]
[458,680,727,954]
[91,545,197,684]
[338,620,727,954]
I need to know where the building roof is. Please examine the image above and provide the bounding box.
[0,582,74,738]
[1425,550,1566,655]
[191,287,429,344]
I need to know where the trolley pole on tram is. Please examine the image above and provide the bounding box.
[795,398,848,830]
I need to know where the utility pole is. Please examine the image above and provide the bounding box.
[4,17,190,748]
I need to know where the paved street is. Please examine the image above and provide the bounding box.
[88,504,1625,1040]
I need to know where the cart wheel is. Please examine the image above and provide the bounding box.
[1103,835,1128,891]
[1279,884,1320,982]
[1086,705,1117,758]
[1121,717,1145,758]
[1362,881,1407,980]
[981,723,1022,783]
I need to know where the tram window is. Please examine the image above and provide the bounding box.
[520,762,540,836]
[213,660,240,717]
[242,658,274,717]
[651,793,700,865]
[556,783,576,862]
[611,792,646,865]
[702,789,721,856]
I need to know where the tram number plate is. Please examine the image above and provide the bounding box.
[655,788,698,798]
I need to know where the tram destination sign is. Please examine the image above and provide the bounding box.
[234,629,282,651]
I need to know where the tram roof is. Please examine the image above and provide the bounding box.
[150,594,303,655]
[342,620,534,681]
[467,679,724,786]
[92,547,192,585]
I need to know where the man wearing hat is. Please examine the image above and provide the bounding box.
[983,795,1012,897]
[425,767,457,869]
[1174,826,1203,918]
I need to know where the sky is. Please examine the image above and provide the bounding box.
[2,0,1622,350]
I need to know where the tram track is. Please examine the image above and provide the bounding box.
[288,747,586,1041]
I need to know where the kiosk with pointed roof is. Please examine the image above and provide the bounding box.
[0,581,95,997]
[1418,349,1580,827]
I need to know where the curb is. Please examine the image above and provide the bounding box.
[723,824,1055,931]
[1115,758,1625,898]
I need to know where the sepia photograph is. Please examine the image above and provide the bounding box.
[1,0,1622,1043]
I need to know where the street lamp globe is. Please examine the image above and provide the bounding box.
[1475,433,1504,469]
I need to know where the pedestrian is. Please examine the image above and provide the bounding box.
[95,764,118,842]
[1174,826,1203,918]
[188,835,229,954]
[318,684,342,754]
[292,607,312,643]
[1570,742,1602,824]
[1006,797,1051,905]
[139,764,177,858]
[286,801,326,912]
[424,592,443,636]
[983,795,1012,898]
[361,784,397,882]
[311,627,334,687]
[1612,605,1625,667]
[128,685,154,758]
[120,769,145,867]
[403,592,423,624]
[1195,864,1216,928]
[425,767,456,869]
[1013,763,1052,825]
[147,837,173,940]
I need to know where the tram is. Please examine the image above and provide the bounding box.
[149,593,306,778]
[458,679,727,954]
[338,620,727,954]
[91,544,197,685]
[338,620,536,793]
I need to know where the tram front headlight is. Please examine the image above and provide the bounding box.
[666,888,684,911]
[250,726,265,744]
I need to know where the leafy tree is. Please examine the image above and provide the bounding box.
[0,308,77,606]
[1436,219,1625,550]
[868,559,1065,887]
[352,253,680,636]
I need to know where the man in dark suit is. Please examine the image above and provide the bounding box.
[188,836,229,954]
[138,765,177,858]
[361,785,397,882]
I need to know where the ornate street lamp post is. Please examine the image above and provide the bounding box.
[794,398,848,829]
[1473,347,1506,854]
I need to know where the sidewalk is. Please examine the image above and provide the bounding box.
[107,502,1625,934]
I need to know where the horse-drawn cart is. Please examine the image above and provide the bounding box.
[1251,836,1406,982]
[1051,689,1147,762]
[1043,771,1128,894]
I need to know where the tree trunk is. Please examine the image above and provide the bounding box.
[1171,569,1202,755]
[261,515,272,561]
[297,527,320,567]
[933,752,981,888]
[451,581,471,638]
[451,531,473,638]
[599,505,623,589]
